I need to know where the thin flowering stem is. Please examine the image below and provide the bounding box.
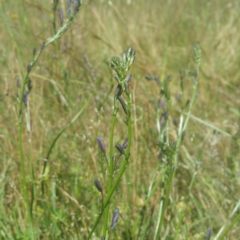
[88,47,135,240]
[12,2,82,238]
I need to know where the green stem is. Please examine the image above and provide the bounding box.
[218,213,240,240]
[16,3,81,238]
[87,153,131,240]
[103,97,118,237]
[88,93,132,240]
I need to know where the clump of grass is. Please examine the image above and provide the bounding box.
[0,1,82,238]
[1,1,240,239]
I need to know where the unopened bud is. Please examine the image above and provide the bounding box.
[96,136,106,153]
[116,143,125,155]
[181,130,186,141]
[115,84,122,97]
[110,208,119,229]
[16,77,20,87]
[40,42,45,51]
[59,9,64,26]
[159,99,166,111]
[118,97,127,115]
[94,179,103,193]
[23,91,29,106]
[122,139,128,150]
[125,74,132,83]
[33,47,36,56]
[206,227,211,240]
[27,63,32,73]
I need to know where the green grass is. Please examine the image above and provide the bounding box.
[0,0,240,239]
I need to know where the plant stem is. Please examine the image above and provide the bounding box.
[103,97,119,237]
[88,91,132,240]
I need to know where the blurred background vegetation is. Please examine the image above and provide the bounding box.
[0,0,240,239]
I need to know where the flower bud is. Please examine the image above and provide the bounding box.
[125,74,132,83]
[122,139,128,149]
[96,136,106,153]
[59,9,64,26]
[115,84,122,97]
[94,179,103,193]
[118,97,127,115]
[116,143,125,155]
[110,208,119,229]
[40,42,45,52]
[23,91,29,106]
[206,227,211,240]
[33,47,36,56]
[27,63,32,73]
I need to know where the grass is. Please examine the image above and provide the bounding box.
[0,0,240,239]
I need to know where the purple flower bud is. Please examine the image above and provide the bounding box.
[96,136,106,153]
[110,208,119,229]
[124,74,132,93]
[206,227,211,240]
[23,91,29,106]
[74,0,81,14]
[176,94,181,102]
[116,144,125,155]
[181,130,186,141]
[40,42,45,52]
[118,96,127,115]
[33,47,36,56]
[27,63,32,73]
[115,84,122,97]
[16,77,20,87]
[173,118,178,127]
[27,78,32,91]
[94,179,103,193]
[67,0,72,13]
[59,9,64,26]
[159,99,166,111]
[125,74,132,83]
[122,139,128,150]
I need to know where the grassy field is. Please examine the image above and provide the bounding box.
[0,0,240,239]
